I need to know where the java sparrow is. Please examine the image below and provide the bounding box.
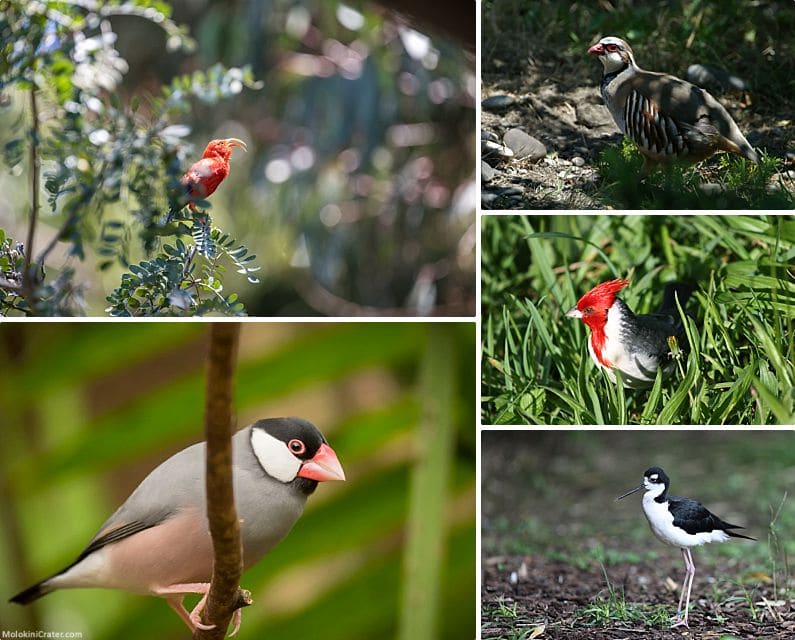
[9,417,345,634]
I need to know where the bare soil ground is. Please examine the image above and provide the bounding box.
[481,40,794,209]
[482,555,795,639]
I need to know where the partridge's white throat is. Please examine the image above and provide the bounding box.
[588,36,758,171]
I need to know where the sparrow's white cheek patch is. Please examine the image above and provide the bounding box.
[251,429,302,483]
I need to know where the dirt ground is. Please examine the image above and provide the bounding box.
[481,37,794,209]
[482,555,795,639]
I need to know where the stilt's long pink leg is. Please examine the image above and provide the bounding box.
[671,548,695,628]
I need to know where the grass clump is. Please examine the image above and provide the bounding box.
[573,565,671,627]
[597,141,793,209]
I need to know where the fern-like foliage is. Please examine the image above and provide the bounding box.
[105,213,259,316]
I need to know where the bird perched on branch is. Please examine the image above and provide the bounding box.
[173,137,247,214]
[566,278,694,388]
[588,37,758,171]
[9,418,345,636]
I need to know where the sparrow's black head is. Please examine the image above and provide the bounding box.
[249,417,344,496]
[254,417,327,462]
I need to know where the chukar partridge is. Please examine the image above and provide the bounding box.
[588,36,758,170]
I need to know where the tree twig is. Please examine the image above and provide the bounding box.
[35,211,78,269]
[194,323,246,640]
[23,87,40,298]
[35,158,108,270]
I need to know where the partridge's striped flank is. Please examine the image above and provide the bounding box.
[624,91,688,157]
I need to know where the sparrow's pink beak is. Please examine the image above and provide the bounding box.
[588,43,604,56]
[298,443,346,482]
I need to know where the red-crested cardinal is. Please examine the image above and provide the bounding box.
[566,278,694,388]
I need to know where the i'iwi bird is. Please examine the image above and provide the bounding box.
[616,466,754,628]
[172,138,247,215]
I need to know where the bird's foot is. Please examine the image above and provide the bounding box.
[228,608,243,637]
[158,583,216,632]
[189,592,216,631]
[670,615,689,628]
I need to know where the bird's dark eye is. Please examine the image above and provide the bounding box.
[606,43,619,52]
[584,306,594,314]
[288,439,306,455]
[650,475,658,481]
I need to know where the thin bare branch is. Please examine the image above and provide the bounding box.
[23,88,40,297]
[194,323,245,640]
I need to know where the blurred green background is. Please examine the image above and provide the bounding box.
[0,321,475,639]
[0,0,475,315]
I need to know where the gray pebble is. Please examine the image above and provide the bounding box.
[482,95,516,111]
[699,182,725,196]
[687,64,747,92]
[481,161,495,182]
[481,130,500,143]
[482,139,514,160]
[503,128,546,162]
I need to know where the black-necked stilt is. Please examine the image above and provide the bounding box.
[616,466,754,628]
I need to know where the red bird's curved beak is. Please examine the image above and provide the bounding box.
[224,138,247,152]
[588,43,604,56]
[298,443,346,482]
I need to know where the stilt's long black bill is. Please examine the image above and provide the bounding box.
[615,484,643,502]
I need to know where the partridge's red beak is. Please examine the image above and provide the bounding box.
[588,43,604,56]
[298,443,346,482]
[224,138,247,152]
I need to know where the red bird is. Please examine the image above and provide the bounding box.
[176,138,247,213]
[566,278,694,388]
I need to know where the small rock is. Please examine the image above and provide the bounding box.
[503,128,546,162]
[481,130,500,143]
[481,160,495,182]
[482,94,515,111]
[481,139,513,162]
[687,64,748,92]
[571,156,585,167]
[481,191,498,206]
[699,182,725,196]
